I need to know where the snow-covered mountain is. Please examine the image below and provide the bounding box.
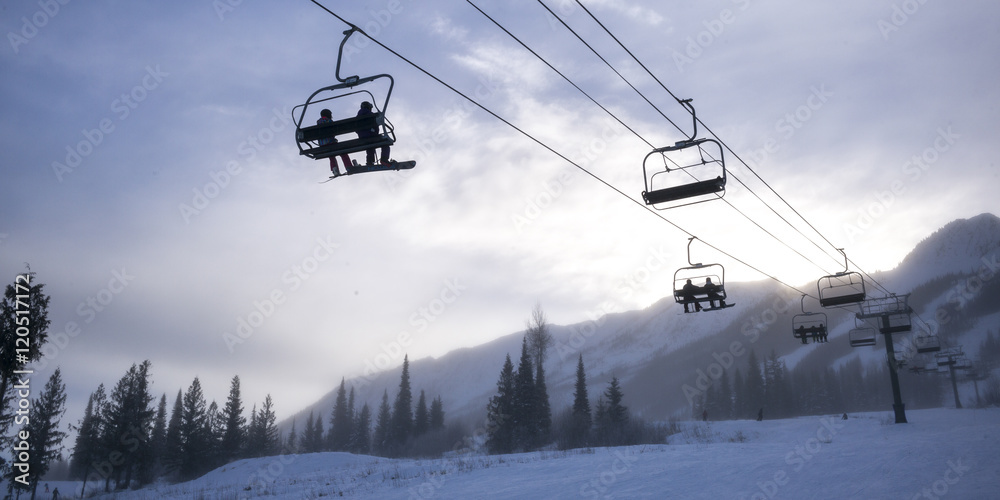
[287,213,1000,430]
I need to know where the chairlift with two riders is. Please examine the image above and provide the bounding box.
[293,27,415,180]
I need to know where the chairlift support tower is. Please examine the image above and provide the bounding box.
[856,293,913,423]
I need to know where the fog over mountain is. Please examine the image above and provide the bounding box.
[285,213,1000,430]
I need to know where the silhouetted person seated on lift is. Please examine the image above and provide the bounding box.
[357,101,393,167]
[704,278,725,309]
[682,279,703,313]
[317,108,353,177]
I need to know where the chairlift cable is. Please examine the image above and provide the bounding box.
[571,0,895,296]
[471,0,838,277]
[306,0,815,300]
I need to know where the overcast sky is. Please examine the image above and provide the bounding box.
[2,0,997,421]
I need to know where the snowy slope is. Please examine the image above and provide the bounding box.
[47,408,1000,499]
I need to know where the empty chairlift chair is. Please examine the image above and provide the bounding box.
[848,325,877,347]
[641,99,726,209]
[857,294,913,334]
[914,334,941,353]
[817,249,867,308]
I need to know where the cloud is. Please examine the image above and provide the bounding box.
[2,0,998,424]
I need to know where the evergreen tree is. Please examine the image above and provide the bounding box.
[149,393,168,477]
[525,303,553,443]
[569,354,592,448]
[0,271,51,480]
[715,369,732,420]
[388,356,413,454]
[102,361,155,489]
[732,368,746,419]
[352,403,372,454]
[286,419,298,453]
[429,396,445,431]
[70,384,107,492]
[745,350,765,418]
[513,338,538,450]
[313,414,325,452]
[346,387,356,449]
[486,354,517,454]
[602,376,629,444]
[302,411,317,453]
[220,375,245,463]
[764,350,789,418]
[373,390,392,455]
[593,397,607,446]
[247,395,279,457]
[23,368,67,498]
[330,378,352,451]
[179,377,210,479]
[163,389,184,476]
[204,400,225,471]
[413,390,429,437]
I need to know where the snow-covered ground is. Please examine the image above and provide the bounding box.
[27,408,1000,499]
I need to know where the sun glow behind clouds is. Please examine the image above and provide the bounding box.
[1,0,997,420]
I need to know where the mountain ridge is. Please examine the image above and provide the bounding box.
[284,212,1000,430]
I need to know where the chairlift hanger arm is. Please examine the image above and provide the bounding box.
[333,27,395,115]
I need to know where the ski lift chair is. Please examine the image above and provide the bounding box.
[641,100,726,209]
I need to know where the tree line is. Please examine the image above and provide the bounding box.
[484,304,666,454]
[291,355,447,458]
